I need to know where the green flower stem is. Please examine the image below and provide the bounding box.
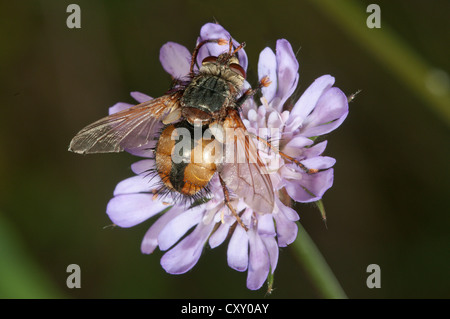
[292,222,347,299]
[306,0,450,126]
[0,213,63,298]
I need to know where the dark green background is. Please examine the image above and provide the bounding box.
[1,0,449,298]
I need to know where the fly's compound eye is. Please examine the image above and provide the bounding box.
[229,63,246,78]
[202,56,217,65]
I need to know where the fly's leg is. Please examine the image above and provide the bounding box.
[236,76,272,108]
[254,135,319,174]
[219,174,248,231]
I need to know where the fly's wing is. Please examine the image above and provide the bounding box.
[219,109,275,215]
[69,91,183,154]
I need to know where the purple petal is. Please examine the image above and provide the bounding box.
[257,214,276,237]
[271,171,284,191]
[258,105,267,118]
[108,92,152,115]
[113,175,159,196]
[258,47,277,103]
[130,91,152,103]
[273,209,298,247]
[275,197,299,222]
[246,229,270,290]
[109,102,133,115]
[303,168,335,199]
[227,225,249,272]
[302,140,328,158]
[300,87,349,137]
[267,111,282,129]
[284,135,313,149]
[286,75,335,132]
[131,159,155,175]
[285,168,334,203]
[282,135,314,158]
[106,194,167,228]
[209,216,233,248]
[281,110,290,123]
[300,156,336,170]
[261,236,279,273]
[273,39,299,112]
[197,24,230,64]
[141,206,184,254]
[247,108,258,123]
[159,42,191,79]
[158,206,204,251]
[160,218,215,274]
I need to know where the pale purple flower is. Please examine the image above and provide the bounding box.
[106,23,348,290]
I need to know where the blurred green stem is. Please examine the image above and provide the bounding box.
[307,0,450,126]
[0,213,63,298]
[292,222,347,299]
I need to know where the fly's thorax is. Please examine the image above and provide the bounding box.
[181,75,232,118]
[180,55,245,123]
[199,60,245,90]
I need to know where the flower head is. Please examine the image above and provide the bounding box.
[106,23,348,290]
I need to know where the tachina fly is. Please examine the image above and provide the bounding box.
[69,39,315,230]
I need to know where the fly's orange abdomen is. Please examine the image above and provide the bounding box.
[155,122,220,197]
